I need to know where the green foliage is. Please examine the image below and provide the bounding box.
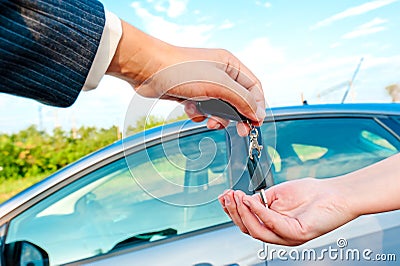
[0,113,188,182]
[0,125,120,180]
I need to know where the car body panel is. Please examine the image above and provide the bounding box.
[74,224,264,266]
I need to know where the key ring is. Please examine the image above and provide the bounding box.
[247,121,263,160]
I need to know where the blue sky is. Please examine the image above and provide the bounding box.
[1,0,400,133]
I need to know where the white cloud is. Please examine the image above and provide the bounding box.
[62,76,135,131]
[269,54,400,105]
[235,39,360,104]
[359,17,388,28]
[237,37,285,73]
[341,17,387,39]
[330,42,342,49]
[196,15,211,23]
[279,56,360,81]
[236,38,293,105]
[256,1,272,8]
[219,19,235,30]
[361,54,400,68]
[342,26,385,39]
[154,3,167,12]
[167,0,188,18]
[147,0,188,18]
[131,2,214,46]
[310,0,397,30]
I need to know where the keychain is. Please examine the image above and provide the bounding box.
[247,121,263,160]
[196,99,270,203]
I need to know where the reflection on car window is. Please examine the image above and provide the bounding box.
[360,130,397,152]
[5,130,231,265]
[291,144,328,162]
[261,117,400,184]
[267,146,281,172]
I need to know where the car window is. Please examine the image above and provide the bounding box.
[5,129,231,265]
[261,117,400,184]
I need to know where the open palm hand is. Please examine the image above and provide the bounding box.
[219,178,357,246]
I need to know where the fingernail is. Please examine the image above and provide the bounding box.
[224,195,230,205]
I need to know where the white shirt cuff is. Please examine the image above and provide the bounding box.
[83,10,122,91]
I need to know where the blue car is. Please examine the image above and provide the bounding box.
[1,103,399,265]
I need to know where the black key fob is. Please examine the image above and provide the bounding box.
[247,127,273,192]
[195,99,248,122]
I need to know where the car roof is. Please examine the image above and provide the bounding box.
[270,102,400,118]
[1,103,400,219]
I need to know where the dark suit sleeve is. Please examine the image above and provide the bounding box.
[0,0,105,107]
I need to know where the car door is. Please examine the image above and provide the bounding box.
[1,124,266,266]
[259,113,400,265]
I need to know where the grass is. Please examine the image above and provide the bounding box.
[0,175,47,204]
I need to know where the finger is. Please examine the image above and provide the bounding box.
[248,83,266,126]
[250,190,267,205]
[207,116,230,130]
[218,191,232,218]
[220,55,266,123]
[146,61,261,123]
[264,185,279,208]
[184,101,207,123]
[242,195,304,243]
[223,190,249,234]
[185,101,230,129]
[234,191,285,244]
[236,121,250,137]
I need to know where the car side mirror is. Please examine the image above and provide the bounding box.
[4,240,49,266]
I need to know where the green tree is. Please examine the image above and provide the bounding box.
[0,113,188,181]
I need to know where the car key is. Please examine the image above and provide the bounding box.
[247,124,267,193]
[195,99,270,193]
